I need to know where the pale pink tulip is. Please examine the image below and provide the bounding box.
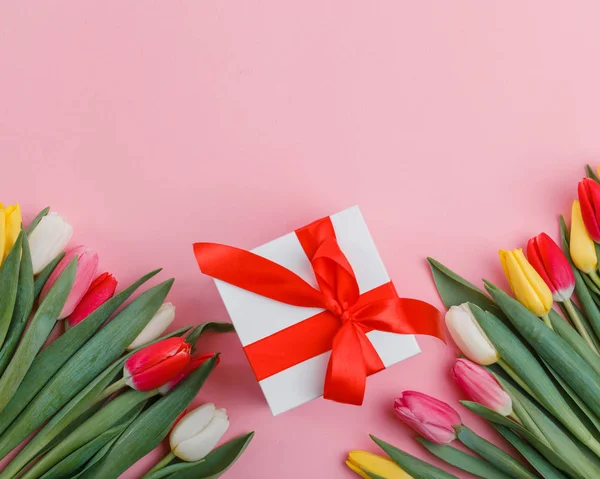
[40,246,99,319]
[452,358,513,416]
[393,391,461,445]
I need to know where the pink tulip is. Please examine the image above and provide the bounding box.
[393,391,461,444]
[67,273,118,327]
[40,246,99,319]
[527,233,575,302]
[124,337,192,391]
[578,178,600,242]
[452,358,513,416]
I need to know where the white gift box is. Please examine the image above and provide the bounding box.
[213,206,421,415]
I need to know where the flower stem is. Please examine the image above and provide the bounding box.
[143,452,176,477]
[589,270,600,290]
[564,298,600,355]
[95,377,127,403]
[497,358,540,402]
[540,314,553,330]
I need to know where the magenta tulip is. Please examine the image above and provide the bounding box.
[39,246,99,319]
[452,358,513,416]
[393,391,461,444]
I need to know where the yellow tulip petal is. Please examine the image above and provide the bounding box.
[571,200,598,274]
[0,209,4,267]
[348,451,413,479]
[597,166,600,178]
[4,204,21,260]
[513,249,553,314]
[501,250,549,316]
[346,460,372,479]
[498,251,513,294]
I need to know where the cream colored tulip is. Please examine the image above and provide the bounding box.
[445,304,499,365]
[126,302,175,350]
[28,212,73,274]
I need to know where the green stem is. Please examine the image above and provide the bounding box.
[540,313,553,330]
[142,451,176,477]
[589,270,600,290]
[94,377,127,404]
[497,358,539,403]
[564,298,600,355]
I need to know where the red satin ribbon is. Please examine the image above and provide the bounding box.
[194,216,443,406]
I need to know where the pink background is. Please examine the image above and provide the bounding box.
[1,2,599,477]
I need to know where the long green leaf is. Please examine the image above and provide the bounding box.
[0,233,34,377]
[370,435,458,479]
[25,206,50,236]
[186,321,235,350]
[146,432,255,479]
[39,402,145,479]
[0,269,161,434]
[455,425,536,479]
[417,438,512,479]
[0,231,23,349]
[493,425,567,479]
[87,355,220,479]
[460,401,577,477]
[0,257,76,415]
[0,279,174,460]
[485,283,600,437]
[33,253,64,300]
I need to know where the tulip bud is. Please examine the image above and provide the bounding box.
[66,273,118,328]
[2,204,21,262]
[578,178,600,243]
[123,337,191,391]
[28,212,73,275]
[498,249,553,317]
[526,233,575,302]
[445,304,499,365]
[452,358,513,416]
[158,353,219,395]
[126,302,176,350]
[39,246,98,319]
[346,450,413,479]
[570,200,598,274]
[393,391,461,445]
[169,403,230,461]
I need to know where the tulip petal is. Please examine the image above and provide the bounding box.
[29,213,73,275]
[527,234,575,302]
[571,200,598,273]
[445,304,499,365]
[4,204,21,261]
[126,348,191,391]
[124,337,189,376]
[126,302,176,350]
[579,179,600,242]
[347,451,413,479]
[170,403,216,449]
[67,273,117,327]
[0,209,5,266]
[346,460,372,479]
[173,409,229,461]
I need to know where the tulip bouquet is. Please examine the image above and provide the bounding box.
[347,165,600,479]
[0,206,253,478]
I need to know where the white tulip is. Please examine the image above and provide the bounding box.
[170,403,229,462]
[29,213,73,275]
[126,302,175,350]
[445,303,499,365]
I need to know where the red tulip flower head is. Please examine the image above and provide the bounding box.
[158,353,220,395]
[578,178,600,243]
[67,273,118,328]
[527,233,575,302]
[123,337,191,391]
[393,391,461,445]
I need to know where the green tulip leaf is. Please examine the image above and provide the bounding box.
[33,253,65,300]
[86,355,220,479]
[370,435,459,479]
[0,257,76,416]
[25,206,50,236]
[455,425,536,479]
[0,231,23,349]
[186,321,235,350]
[417,438,512,479]
[0,233,34,377]
[144,432,255,479]
[586,164,600,184]
[0,269,161,434]
[0,278,174,461]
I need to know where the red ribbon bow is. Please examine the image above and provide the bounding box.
[194,216,443,406]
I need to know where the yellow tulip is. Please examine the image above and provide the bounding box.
[571,200,598,274]
[3,204,21,261]
[499,249,553,317]
[0,206,4,266]
[346,451,413,479]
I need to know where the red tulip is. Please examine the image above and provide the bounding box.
[578,178,600,243]
[67,273,118,328]
[452,359,513,416]
[158,353,219,394]
[393,391,461,445]
[123,337,191,391]
[527,233,575,302]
